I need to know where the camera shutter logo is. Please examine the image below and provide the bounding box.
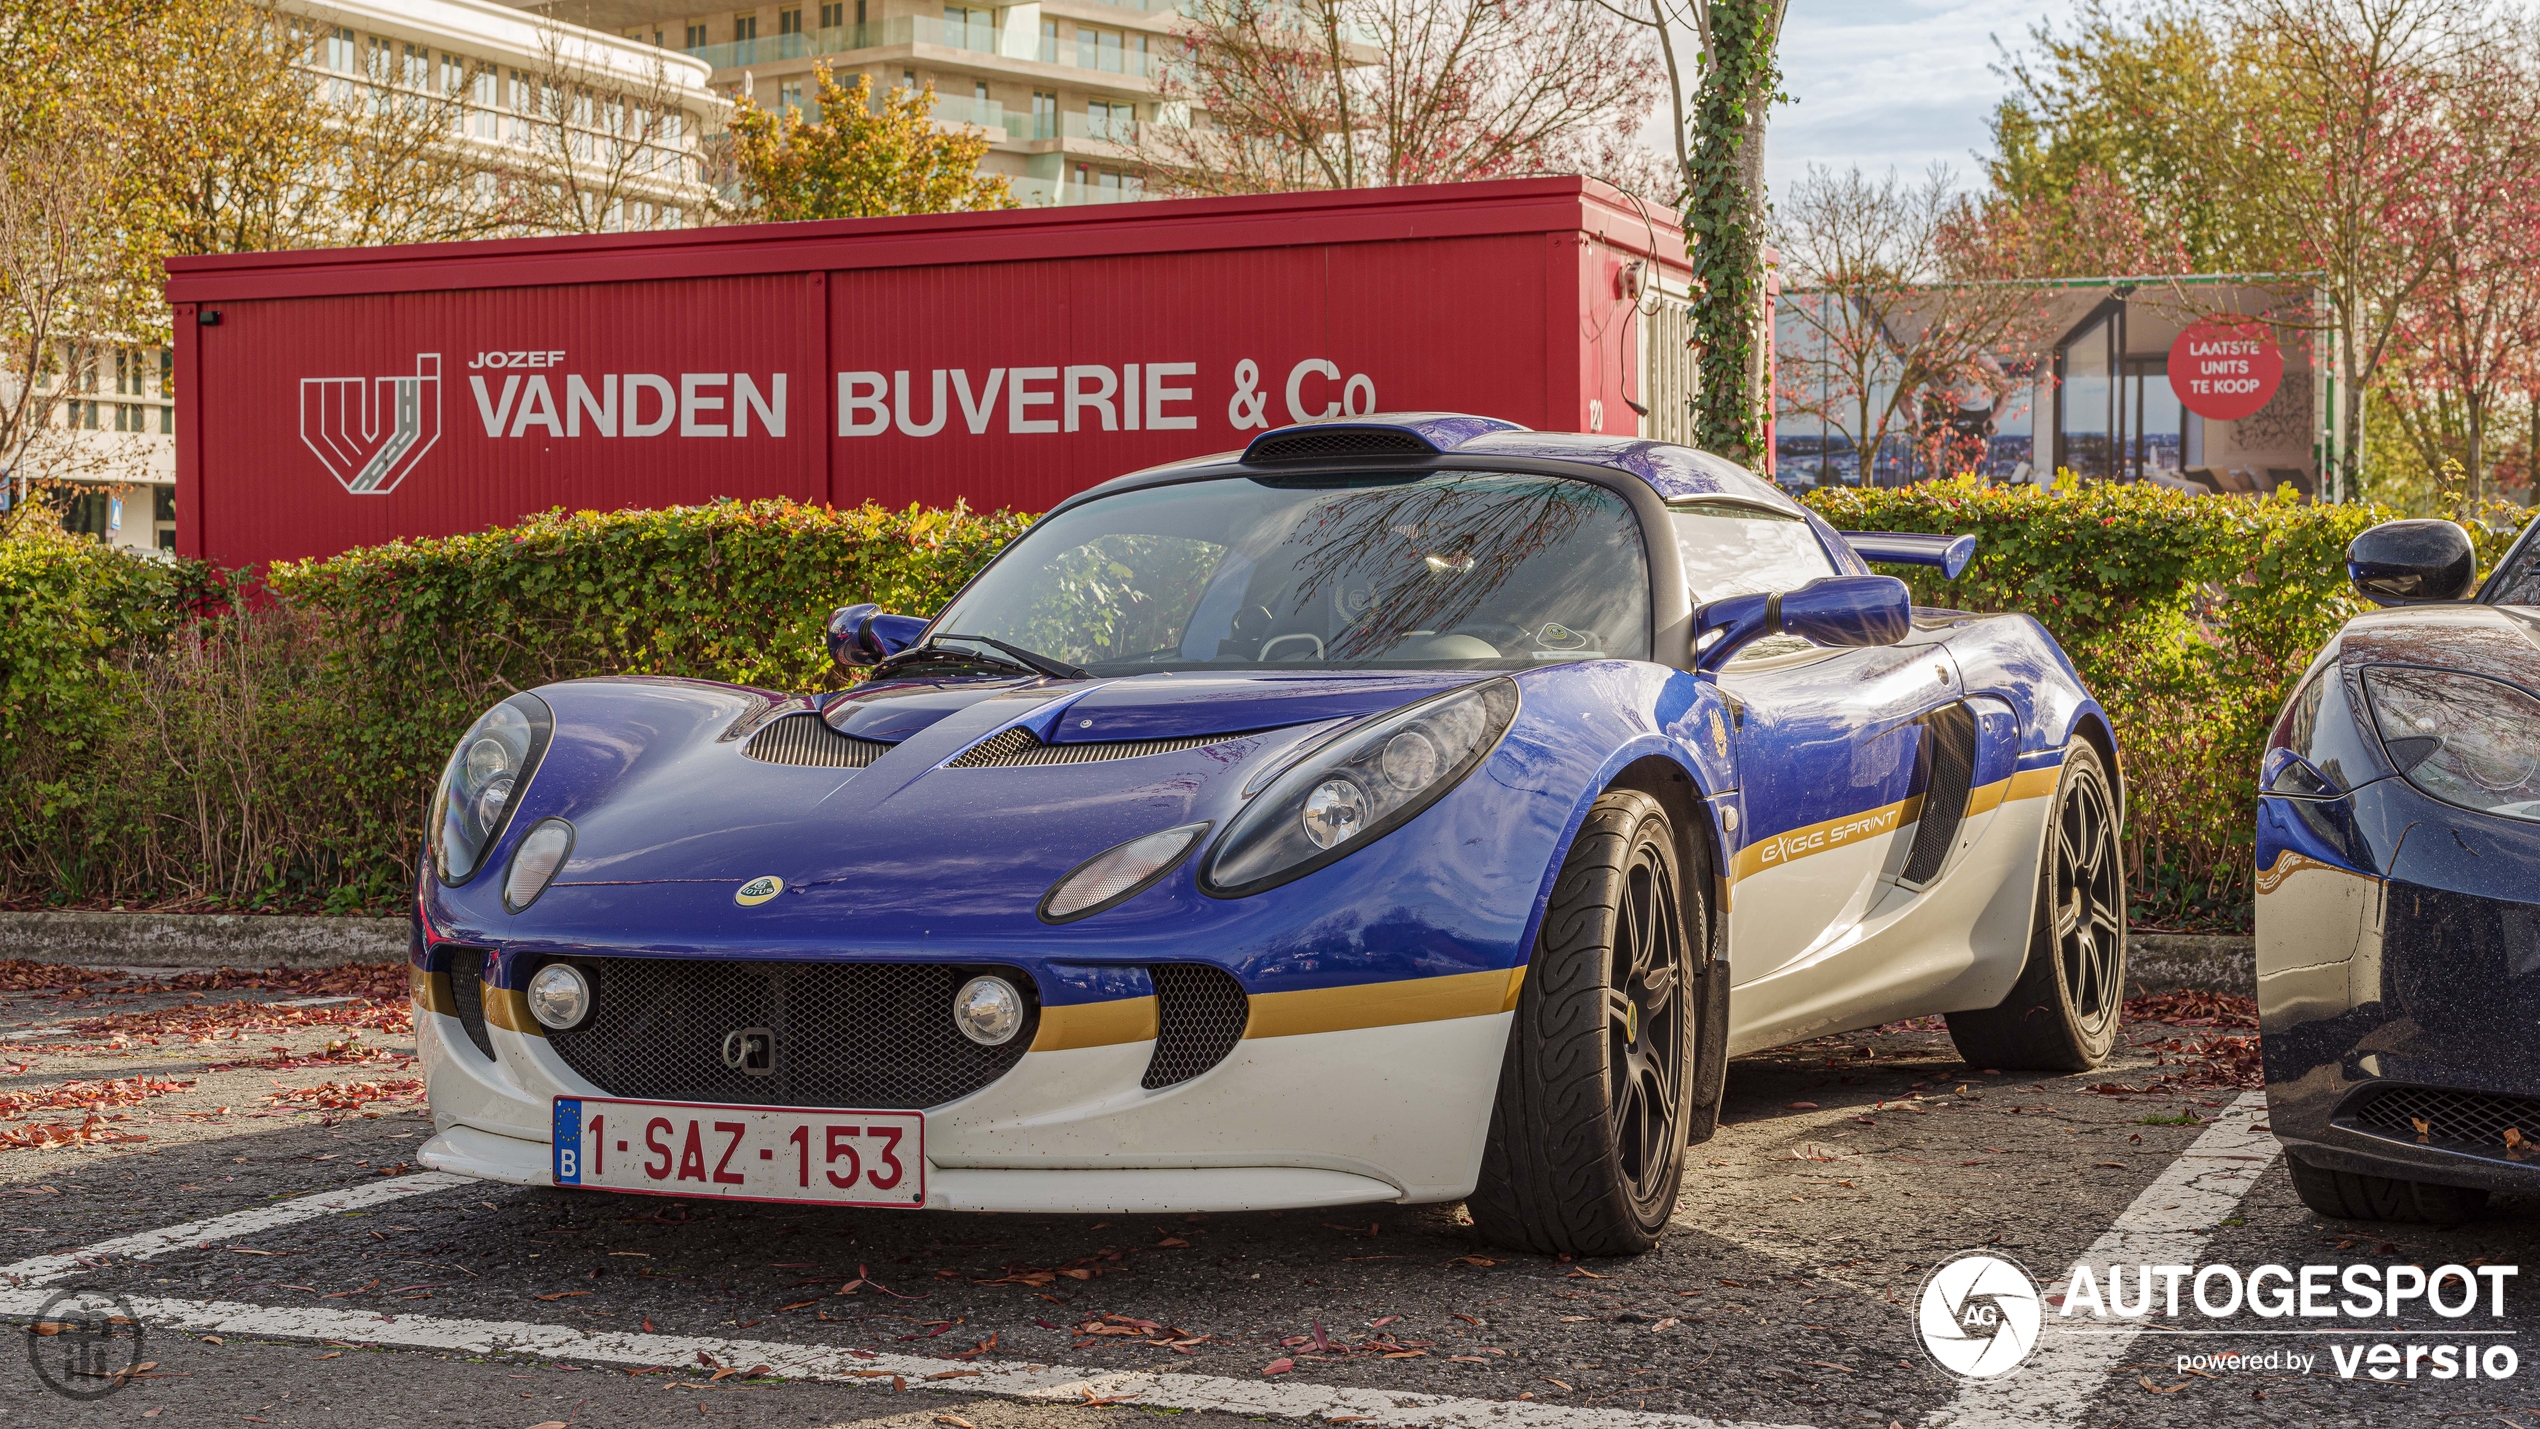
[300,353,444,495]
[1917,1252,2042,1379]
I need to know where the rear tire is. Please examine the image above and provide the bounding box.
[2286,1155,2488,1226]
[1470,790,1723,1256]
[1947,739,2125,1072]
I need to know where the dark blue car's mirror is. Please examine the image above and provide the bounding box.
[1693,575,1912,673]
[2348,519,2476,606]
[826,603,930,669]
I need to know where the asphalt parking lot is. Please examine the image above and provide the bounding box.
[1,963,2536,1428]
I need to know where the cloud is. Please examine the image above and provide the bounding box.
[1768,0,2062,195]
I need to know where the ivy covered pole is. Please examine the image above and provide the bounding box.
[1683,0,1786,463]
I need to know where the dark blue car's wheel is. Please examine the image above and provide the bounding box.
[1470,788,1724,1256]
[1946,739,2125,1071]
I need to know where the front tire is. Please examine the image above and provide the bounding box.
[1470,789,1722,1256]
[1946,739,2125,1072]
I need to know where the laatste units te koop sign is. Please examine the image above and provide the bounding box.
[169,180,1691,569]
[2167,317,2285,422]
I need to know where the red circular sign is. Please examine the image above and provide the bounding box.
[2168,318,2284,422]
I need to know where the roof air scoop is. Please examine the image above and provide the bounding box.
[1240,413,1527,465]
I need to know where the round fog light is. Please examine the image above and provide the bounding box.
[953,975,1023,1046]
[526,963,591,1031]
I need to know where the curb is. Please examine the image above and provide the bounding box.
[0,911,405,969]
[2128,931,2254,998]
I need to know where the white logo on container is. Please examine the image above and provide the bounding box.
[301,353,443,495]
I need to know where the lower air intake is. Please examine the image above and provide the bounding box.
[1244,428,1433,463]
[2342,1084,2540,1156]
[1143,965,1250,1089]
[544,957,1037,1110]
[446,946,496,1060]
[1901,702,1977,887]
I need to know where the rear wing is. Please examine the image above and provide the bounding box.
[1840,531,1976,581]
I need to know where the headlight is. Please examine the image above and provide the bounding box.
[503,819,575,913]
[1039,823,1209,923]
[527,963,592,1031]
[1204,678,1518,897]
[2362,666,2540,822]
[429,693,554,884]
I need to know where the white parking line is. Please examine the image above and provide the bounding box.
[0,1287,1809,1429]
[0,1172,474,1287]
[1926,1089,2281,1427]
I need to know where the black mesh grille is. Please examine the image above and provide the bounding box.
[2342,1084,2540,1155]
[1902,703,1977,886]
[743,714,890,768]
[1142,965,1250,1089]
[948,727,1235,768]
[1245,429,1433,463]
[446,946,496,1060]
[545,958,1037,1110]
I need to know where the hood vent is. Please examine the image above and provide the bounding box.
[744,713,890,768]
[948,726,1235,768]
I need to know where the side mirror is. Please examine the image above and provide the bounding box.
[1693,574,1912,673]
[825,603,930,669]
[2347,519,2475,606]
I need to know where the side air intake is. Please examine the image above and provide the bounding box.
[1143,965,1250,1088]
[948,727,1237,768]
[1900,703,1977,887]
[743,713,891,768]
[446,946,497,1060]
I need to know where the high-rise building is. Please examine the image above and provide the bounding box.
[23,0,723,553]
[538,0,1172,206]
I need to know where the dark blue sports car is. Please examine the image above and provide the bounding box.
[2260,516,2540,1224]
[413,414,2122,1255]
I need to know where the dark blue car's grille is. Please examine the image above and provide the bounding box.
[544,958,1036,1110]
[742,714,889,768]
[2341,1084,2540,1156]
[948,727,1234,767]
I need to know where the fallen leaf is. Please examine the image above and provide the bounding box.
[313,1351,340,1361]
[2139,1374,2188,1395]
[935,1418,977,1429]
[1262,1357,1295,1376]
[532,1291,591,1301]
[927,1369,982,1380]
[1787,1101,1819,1110]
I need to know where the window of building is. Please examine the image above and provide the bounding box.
[159,404,173,435]
[441,53,465,97]
[1040,17,1057,61]
[1031,90,1056,138]
[819,2,843,27]
[902,68,917,90]
[158,349,172,396]
[1088,99,1133,142]
[685,22,708,48]
[734,13,759,42]
[473,68,499,137]
[779,7,801,33]
[779,78,805,114]
[944,5,992,51]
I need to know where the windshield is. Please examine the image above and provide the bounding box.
[930,471,1652,673]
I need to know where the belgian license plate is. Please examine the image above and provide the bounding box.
[550,1097,925,1207]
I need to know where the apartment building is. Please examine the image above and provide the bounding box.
[25,0,722,554]
[549,0,1174,205]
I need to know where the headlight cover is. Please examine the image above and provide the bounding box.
[2362,666,2540,822]
[1039,823,1210,923]
[429,693,555,884]
[503,819,576,913]
[1204,678,1518,897]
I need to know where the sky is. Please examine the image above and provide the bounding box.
[1757,0,2066,198]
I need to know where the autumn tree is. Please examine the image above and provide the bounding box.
[1773,164,2060,486]
[1140,0,1661,195]
[730,66,1015,221]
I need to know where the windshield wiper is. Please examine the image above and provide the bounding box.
[899,633,1088,681]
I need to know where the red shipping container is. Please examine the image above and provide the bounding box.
[164,177,1694,570]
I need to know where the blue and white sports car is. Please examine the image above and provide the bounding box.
[414,414,2123,1255]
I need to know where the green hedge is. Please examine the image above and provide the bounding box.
[0,500,1025,912]
[1802,478,2533,929]
[3,485,2528,927]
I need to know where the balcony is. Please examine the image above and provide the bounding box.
[1011,175,1146,206]
[687,15,1169,84]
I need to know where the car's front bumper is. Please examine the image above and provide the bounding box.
[2259,779,2540,1192]
[413,967,1513,1213]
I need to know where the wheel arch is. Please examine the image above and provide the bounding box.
[2067,701,2125,834]
[1601,754,1723,972]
